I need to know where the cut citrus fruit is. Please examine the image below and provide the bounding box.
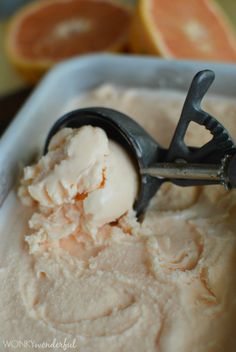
[6,0,132,83]
[130,0,236,62]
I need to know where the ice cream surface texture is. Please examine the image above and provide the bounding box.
[1,85,236,352]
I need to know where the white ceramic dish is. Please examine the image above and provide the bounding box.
[1,54,236,206]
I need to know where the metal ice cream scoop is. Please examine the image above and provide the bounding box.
[44,70,236,215]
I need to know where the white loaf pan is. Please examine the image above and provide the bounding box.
[1,54,236,206]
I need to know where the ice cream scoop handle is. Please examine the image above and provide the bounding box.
[141,152,236,190]
[141,163,221,181]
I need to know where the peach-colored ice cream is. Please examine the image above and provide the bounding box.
[1,85,236,352]
[18,125,138,251]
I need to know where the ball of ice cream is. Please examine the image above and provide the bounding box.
[19,125,138,249]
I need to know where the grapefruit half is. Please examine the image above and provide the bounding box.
[130,0,236,62]
[6,0,132,83]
